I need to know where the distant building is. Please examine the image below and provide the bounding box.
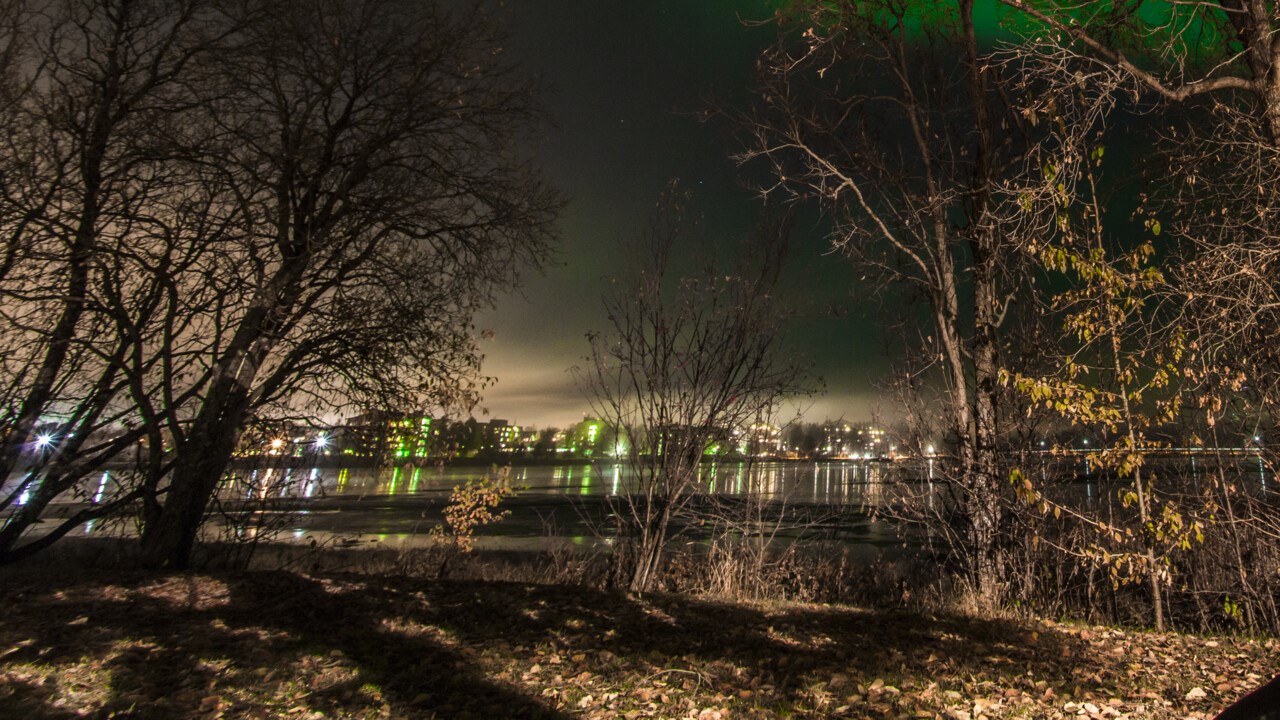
[486,419,522,453]
[821,422,888,458]
[566,417,607,457]
[735,422,783,457]
[341,411,439,462]
[517,428,542,453]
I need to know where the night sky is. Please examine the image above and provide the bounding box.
[475,0,891,428]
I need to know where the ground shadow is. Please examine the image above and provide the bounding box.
[5,568,1187,718]
[0,571,572,719]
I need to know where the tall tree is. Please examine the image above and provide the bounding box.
[740,0,1032,606]
[0,0,236,560]
[0,0,554,566]
[137,0,557,568]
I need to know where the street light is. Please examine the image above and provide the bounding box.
[34,434,53,449]
[314,434,329,451]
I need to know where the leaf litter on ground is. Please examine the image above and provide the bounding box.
[0,570,1274,719]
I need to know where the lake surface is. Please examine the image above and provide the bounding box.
[235,460,901,502]
[217,460,911,558]
[12,455,1275,558]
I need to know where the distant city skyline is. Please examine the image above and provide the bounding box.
[238,413,895,462]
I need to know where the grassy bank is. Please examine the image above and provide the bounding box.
[0,566,1274,719]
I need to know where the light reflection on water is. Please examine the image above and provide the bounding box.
[8,456,1271,509]
[235,457,1275,550]
[203,460,908,554]
[6,457,1274,553]
[220,461,901,507]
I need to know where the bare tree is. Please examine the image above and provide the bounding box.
[577,189,809,594]
[738,0,1034,607]
[137,0,557,568]
[0,0,237,561]
[0,0,556,567]
[997,0,1280,138]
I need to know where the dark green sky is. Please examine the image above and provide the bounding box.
[476,0,891,427]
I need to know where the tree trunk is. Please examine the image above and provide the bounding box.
[961,0,1004,609]
[628,495,671,593]
[971,260,1002,608]
[137,271,295,569]
[138,398,245,569]
[1112,333,1165,631]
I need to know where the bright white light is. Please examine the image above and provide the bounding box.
[926,444,935,455]
[93,472,109,504]
[35,434,52,449]
[314,435,328,450]
[270,438,285,450]
[1082,438,1089,446]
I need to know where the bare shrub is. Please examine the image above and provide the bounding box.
[578,187,810,593]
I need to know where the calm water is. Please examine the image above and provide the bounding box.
[229,460,900,502]
[10,455,1274,556]
[216,460,908,556]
